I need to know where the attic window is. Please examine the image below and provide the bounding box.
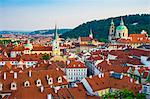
[57,77,62,83]
[36,79,42,87]
[24,81,30,87]
[11,82,17,90]
[48,78,53,85]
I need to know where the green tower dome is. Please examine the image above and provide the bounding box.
[116,25,128,31]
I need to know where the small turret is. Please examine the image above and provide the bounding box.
[89,29,93,39]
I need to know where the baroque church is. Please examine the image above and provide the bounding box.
[108,18,150,48]
[108,18,128,43]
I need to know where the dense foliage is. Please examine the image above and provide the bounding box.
[101,89,146,99]
[61,14,150,42]
[42,54,50,60]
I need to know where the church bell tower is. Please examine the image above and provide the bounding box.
[52,25,60,56]
[108,19,115,42]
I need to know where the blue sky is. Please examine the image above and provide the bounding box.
[0,0,149,30]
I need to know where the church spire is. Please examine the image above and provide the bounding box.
[54,24,59,40]
[120,17,124,26]
[89,29,93,39]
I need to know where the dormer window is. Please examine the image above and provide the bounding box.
[36,79,42,87]
[57,76,62,83]
[48,77,53,85]
[11,82,17,90]
[24,81,30,87]
[0,83,3,91]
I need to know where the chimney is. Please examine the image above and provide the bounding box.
[56,68,59,71]
[130,78,133,83]
[98,74,101,78]
[4,72,6,80]
[67,60,70,65]
[54,88,58,93]
[46,75,49,80]
[135,80,139,84]
[29,70,32,77]
[47,94,52,99]
[89,75,92,79]
[0,83,3,91]
[14,72,17,79]
[102,73,104,77]
[120,74,123,79]
[40,86,44,92]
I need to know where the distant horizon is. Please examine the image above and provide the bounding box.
[0,0,150,31]
[0,13,149,31]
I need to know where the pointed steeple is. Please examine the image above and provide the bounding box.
[111,19,114,26]
[120,17,124,26]
[54,24,59,40]
[89,29,93,39]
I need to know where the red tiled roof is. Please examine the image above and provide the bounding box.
[67,61,86,68]
[85,72,141,94]
[80,37,92,42]
[117,34,150,43]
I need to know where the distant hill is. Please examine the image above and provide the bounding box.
[61,14,150,42]
[0,31,30,35]
[29,29,72,35]
[0,29,72,35]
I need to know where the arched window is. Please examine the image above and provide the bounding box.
[122,33,124,37]
[119,33,121,37]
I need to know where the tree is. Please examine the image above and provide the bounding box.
[101,89,134,99]
[42,54,50,60]
[136,93,146,99]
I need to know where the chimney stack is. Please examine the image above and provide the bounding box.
[29,70,32,77]
[98,74,101,78]
[14,72,17,79]
[130,78,133,83]
[4,72,6,80]
[47,94,52,99]
[40,86,44,92]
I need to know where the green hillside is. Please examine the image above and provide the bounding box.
[61,14,150,42]
[30,29,71,35]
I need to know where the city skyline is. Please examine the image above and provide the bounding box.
[0,0,150,31]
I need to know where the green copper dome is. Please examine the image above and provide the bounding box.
[116,25,127,31]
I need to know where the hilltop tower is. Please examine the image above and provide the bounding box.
[108,19,115,42]
[52,25,60,56]
[89,29,93,39]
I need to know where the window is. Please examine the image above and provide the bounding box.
[48,78,53,85]
[24,81,30,87]
[57,77,62,83]
[11,82,17,90]
[36,79,42,87]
